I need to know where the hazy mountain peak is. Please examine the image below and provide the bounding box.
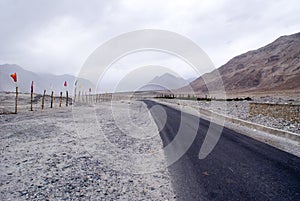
[147,73,188,91]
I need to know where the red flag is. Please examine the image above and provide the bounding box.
[31,81,34,93]
[10,73,17,82]
[64,81,67,87]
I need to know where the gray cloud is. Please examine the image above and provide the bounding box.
[0,0,299,80]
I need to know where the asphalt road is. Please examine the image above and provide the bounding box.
[144,100,300,201]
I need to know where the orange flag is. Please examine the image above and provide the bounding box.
[10,73,17,82]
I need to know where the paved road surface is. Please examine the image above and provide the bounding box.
[144,100,300,201]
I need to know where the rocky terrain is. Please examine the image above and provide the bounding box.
[0,97,176,200]
[1,90,299,200]
[179,32,300,96]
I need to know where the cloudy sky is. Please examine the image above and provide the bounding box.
[0,0,299,88]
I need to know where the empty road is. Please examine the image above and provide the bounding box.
[144,100,300,201]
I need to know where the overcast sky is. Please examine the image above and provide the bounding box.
[1,0,300,83]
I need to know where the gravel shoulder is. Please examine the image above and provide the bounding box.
[0,100,176,200]
[154,98,300,157]
[154,98,299,134]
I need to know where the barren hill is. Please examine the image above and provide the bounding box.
[183,32,300,96]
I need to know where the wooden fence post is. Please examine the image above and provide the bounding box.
[50,91,54,108]
[15,86,18,114]
[66,90,69,106]
[59,92,62,107]
[42,90,46,109]
[30,90,33,111]
[74,88,76,104]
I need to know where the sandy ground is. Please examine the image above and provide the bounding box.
[0,98,176,200]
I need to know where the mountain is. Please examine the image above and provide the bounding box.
[0,64,94,95]
[182,32,300,96]
[145,73,188,91]
[187,77,197,83]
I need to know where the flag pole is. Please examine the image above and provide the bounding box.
[50,83,54,108]
[10,73,18,114]
[42,90,46,109]
[66,90,69,107]
[30,81,33,111]
[30,90,33,111]
[64,81,68,107]
[50,91,54,108]
[60,92,62,107]
[15,86,18,114]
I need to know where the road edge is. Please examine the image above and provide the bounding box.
[152,99,300,157]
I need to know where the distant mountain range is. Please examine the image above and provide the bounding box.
[0,64,194,94]
[139,73,188,91]
[3,32,298,96]
[0,64,93,94]
[180,32,300,96]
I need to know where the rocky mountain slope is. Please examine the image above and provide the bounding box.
[184,32,300,95]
